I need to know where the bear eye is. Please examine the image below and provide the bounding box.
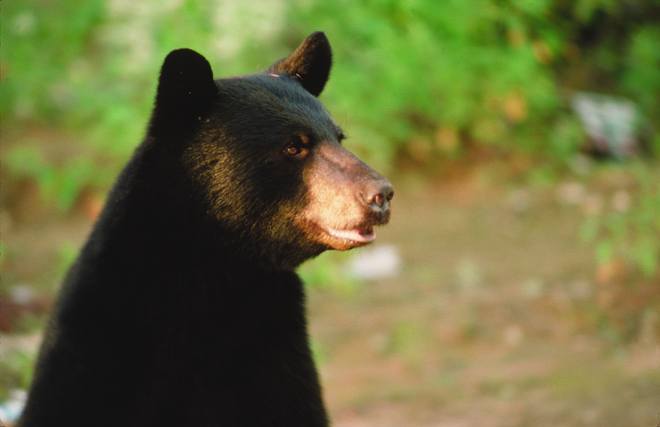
[286,145,301,156]
[284,135,310,158]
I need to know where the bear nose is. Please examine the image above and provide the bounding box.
[361,181,394,211]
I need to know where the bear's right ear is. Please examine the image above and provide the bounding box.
[151,49,218,131]
[267,31,332,97]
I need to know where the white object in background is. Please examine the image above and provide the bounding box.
[0,389,27,423]
[347,244,401,281]
[571,92,638,159]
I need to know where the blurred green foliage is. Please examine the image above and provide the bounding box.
[5,145,111,211]
[581,164,660,277]
[298,251,363,299]
[0,350,36,400]
[292,0,660,165]
[3,0,659,175]
[577,162,660,342]
[292,0,564,163]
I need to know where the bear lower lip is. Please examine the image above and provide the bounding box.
[326,226,376,243]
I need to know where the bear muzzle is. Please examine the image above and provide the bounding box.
[298,140,393,250]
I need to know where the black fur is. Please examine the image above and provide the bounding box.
[18,32,392,427]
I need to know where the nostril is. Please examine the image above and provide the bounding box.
[378,185,394,206]
[362,183,393,210]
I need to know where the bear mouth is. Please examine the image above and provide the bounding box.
[301,218,386,251]
[318,223,381,251]
[325,226,376,244]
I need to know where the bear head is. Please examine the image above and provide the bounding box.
[144,32,393,270]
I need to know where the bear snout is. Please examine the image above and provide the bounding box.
[301,155,392,251]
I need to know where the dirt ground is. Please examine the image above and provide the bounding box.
[1,160,659,426]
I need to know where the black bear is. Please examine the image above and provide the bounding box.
[18,32,392,427]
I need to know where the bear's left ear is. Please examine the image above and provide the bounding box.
[152,48,218,131]
[267,31,332,97]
